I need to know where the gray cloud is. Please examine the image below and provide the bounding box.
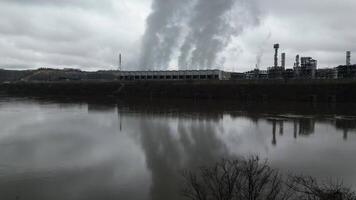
[0,0,148,70]
[0,0,115,12]
[0,0,355,71]
[245,0,356,70]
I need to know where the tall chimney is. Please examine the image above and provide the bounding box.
[274,44,279,68]
[281,53,286,69]
[295,54,300,68]
[346,51,351,66]
[119,53,122,71]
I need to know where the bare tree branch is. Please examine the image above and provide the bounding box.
[181,156,356,200]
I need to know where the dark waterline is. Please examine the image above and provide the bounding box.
[0,96,355,200]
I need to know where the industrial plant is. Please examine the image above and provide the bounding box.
[240,44,353,81]
[0,43,355,83]
[2,45,356,103]
[106,44,355,82]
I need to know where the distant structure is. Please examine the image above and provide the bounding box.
[294,55,300,76]
[118,53,122,71]
[300,57,317,79]
[281,53,286,69]
[268,44,285,79]
[295,55,300,68]
[115,70,231,81]
[111,45,353,81]
[273,44,279,68]
[6,43,355,83]
[336,51,356,78]
[346,51,351,66]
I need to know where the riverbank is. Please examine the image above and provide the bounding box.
[1,79,356,102]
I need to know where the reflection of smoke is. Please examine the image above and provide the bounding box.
[140,0,260,70]
[255,32,271,69]
[137,117,228,200]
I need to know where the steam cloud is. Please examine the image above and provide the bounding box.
[139,0,190,70]
[139,0,261,70]
[255,32,272,69]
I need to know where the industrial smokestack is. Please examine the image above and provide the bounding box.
[295,54,300,68]
[119,53,122,71]
[274,44,279,68]
[346,51,351,66]
[281,53,286,69]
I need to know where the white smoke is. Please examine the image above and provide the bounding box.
[139,0,191,70]
[255,32,272,69]
[139,0,261,70]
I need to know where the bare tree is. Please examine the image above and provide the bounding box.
[181,156,356,200]
[288,175,356,200]
[237,156,293,200]
[181,159,243,200]
[180,156,293,200]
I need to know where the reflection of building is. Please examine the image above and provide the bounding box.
[279,121,284,135]
[293,120,298,139]
[291,118,316,138]
[335,119,356,130]
[298,118,315,136]
[87,104,116,112]
[268,117,317,146]
[335,119,356,140]
[268,116,356,142]
[272,121,277,146]
[270,119,284,146]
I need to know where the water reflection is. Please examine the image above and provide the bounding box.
[0,97,355,200]
[138,117,228,200]
[111,99,356,200]
[266,117,356,146]
[335,119,356,140]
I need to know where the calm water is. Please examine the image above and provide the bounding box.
[0,96,356,200]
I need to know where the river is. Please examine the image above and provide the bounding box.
[0,96,355,200]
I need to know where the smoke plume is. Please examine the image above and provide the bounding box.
[139,0,190,70]
[140,0,261,70]
[255,32,272,69]
[178,0,236,69]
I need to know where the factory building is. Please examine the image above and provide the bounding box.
[336,51,356,79]
[283,69,295,79]
[267,44,286,79]
[300,57,317,79]
[347,51,351,66]
[267,67,284,79]
[293,55,301,77]
[114,70,231,81]
[230,72,246,79]
[316,68,337,79]
[110,46,353,82]
[245,69,267,79]
[336,65,356,79]
[243,44,351,80]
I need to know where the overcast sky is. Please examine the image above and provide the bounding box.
[0,0,355,72]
